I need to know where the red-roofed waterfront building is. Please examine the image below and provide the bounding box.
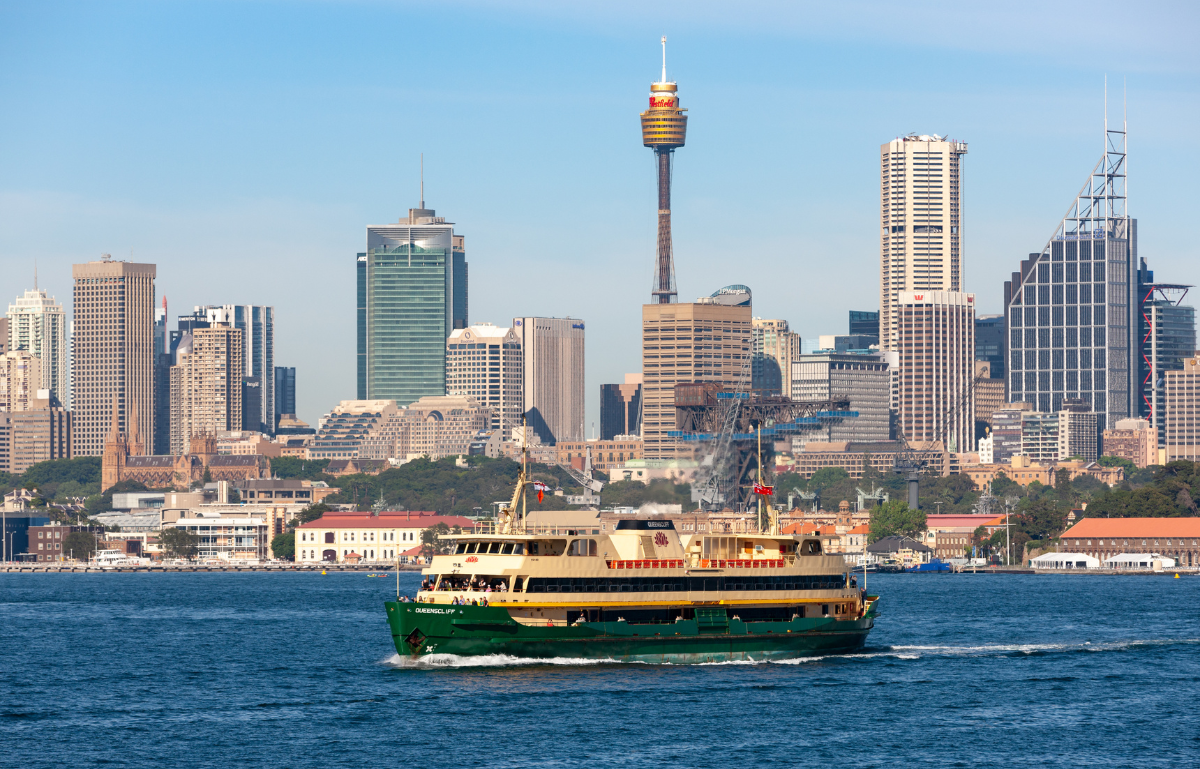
[294,511,475,564]
[1059,518,1200,568]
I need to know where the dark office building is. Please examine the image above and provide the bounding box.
[600,377,642,440]
[274,366,296,428]
[848,310,880,346]
[975,314,1006,380]
[242,376,263,432]
[1137,261,1197,446]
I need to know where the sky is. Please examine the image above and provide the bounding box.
[1,0,1198,430]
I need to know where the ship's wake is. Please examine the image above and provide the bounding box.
[382,653,626,669]
[380,638,1199,669]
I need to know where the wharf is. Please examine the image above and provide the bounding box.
[1,563,426,574]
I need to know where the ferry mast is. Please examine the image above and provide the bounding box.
[640,37,688,303]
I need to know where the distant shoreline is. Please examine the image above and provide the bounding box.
[0,563,426,574]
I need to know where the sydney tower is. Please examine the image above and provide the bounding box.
[640,37,688,304]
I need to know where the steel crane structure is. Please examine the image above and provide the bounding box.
[670,382,856,511]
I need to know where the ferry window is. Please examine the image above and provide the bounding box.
[528,542,539,555]
[488,542,502,554]
[500,543,514,555]
[513,543,525,555]
[513,577,524,592]
[821,604,830,616]
[455,543,468,554]
[465,543,478,554]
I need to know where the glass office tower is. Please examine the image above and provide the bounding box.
[359,207,467,405]
[1003,125,1137,430]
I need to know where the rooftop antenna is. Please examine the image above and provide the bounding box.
[420,153,425,209]
[660,36,667,82]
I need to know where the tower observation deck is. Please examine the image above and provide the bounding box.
[640,37,688,304]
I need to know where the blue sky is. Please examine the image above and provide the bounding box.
[2,0,1197,429]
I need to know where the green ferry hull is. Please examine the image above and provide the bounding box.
[385,601,877,664]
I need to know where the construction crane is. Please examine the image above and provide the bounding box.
[561,444,603,507]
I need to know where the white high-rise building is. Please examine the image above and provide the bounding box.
[513,317,585,444]
[446,323,523,439]
[880,134,968,351]
[7,288,68,406]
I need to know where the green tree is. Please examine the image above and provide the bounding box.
[809,467,850,489]
[159,528,200,560]
[294,502,331,527]
[63,530,97,561]
[1098,454,1138,476]
[990,472,1020,499]
[421,522,460,560]
[869,499,927,543]
[271,530,295,561]
[21,457,103,495]
[269,457,332,480]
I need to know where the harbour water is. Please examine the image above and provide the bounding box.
[3,571,1198,767]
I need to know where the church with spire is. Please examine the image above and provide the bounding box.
[101,395,268,492]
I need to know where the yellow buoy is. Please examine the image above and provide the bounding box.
[1175,573,1181,579]
[321,570,327,575]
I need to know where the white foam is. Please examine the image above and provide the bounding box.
[382,653,619,669]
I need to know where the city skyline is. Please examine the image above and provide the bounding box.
[1,2,1197,430]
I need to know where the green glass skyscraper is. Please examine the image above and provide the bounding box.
[357,206,467,404]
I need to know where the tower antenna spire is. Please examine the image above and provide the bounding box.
[420,152,425,209]
[661,36,667,83]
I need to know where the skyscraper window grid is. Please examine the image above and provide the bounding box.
[1003,121,1134,429]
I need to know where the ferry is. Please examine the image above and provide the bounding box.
[385,437,879,663]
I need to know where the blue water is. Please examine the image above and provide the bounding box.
[3,572,1199,767]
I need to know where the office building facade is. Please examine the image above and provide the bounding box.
[751,318,799,396]
[169,325,244,455]
[513,317,585,444]
[153,298,172,454]
[1003,128,1138,431]
[1138,281,1196,448]
[7,288,68,406]
[848,310,880,346]
[1165,356,1200,462]
[8,390,72,474]
[1102,417,1158,467]
[600,373,643,440]
[71,259,157,457]
[896,291,975,453]
[790,352,890,445]
[446,324,523,439]
[1,350,41,412]
[642,302,751,459]
[975,314,1005,380]
[358,207,467,405]
[274,366,296,428]
[880,134,968,350]
[197,305,275,434]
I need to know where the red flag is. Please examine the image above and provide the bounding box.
[532,481,549,504]
[753,483,774,496]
